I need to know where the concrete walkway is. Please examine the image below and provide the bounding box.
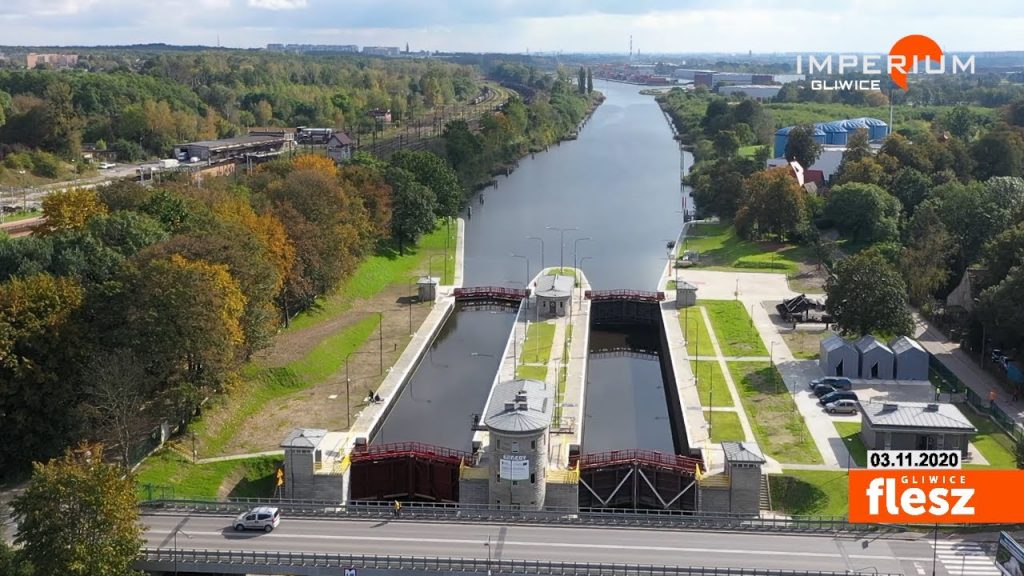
[913,312,1024,429]
[698,307,756,444]
[195,450,285,465]
[690,355,771,362]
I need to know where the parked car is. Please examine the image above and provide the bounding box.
[812,384,837,398]
[825,399,859,414]
[234,506,281,532]
[98,162,116,169]
[819,390,858,405]
[809,376,852,390]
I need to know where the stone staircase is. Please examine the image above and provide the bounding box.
[759,474,772,511]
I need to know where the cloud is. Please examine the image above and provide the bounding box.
[247,0,307,10]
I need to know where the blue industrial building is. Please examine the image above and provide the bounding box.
[773,117,888,158]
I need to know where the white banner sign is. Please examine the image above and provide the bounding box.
[500,455,530,481]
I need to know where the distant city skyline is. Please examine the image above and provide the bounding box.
[1,0,1023,53]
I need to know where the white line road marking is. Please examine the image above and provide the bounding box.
[145,530,927,561]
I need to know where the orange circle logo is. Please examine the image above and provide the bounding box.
[888,34,944,90]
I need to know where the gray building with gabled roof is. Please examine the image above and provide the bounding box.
[819,335,858,378]
[890,336,928,380]
[536,274,574,317]
[856,335,894,379]
[859,401,976,456]
[280,428,348,500]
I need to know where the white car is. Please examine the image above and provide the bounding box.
[98,162,116,169]
[234,506,281,532]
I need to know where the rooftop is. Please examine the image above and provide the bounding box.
[722,441,766,464]
[861,401,976,431]
[821,334,853,352]
[485,378,553,433]
[889,336,926,355]
[536,274,574,298]
[180,135,286,152]
[855,335,892,355]
[281,428,327,449]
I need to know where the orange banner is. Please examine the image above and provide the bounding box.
[849,469,1024,524]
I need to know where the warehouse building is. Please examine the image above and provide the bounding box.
[174,134,292,164]
[773,118,888,158]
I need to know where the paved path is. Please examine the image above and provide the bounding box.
[141,512,951,574]
[195,450,284,465]
[690,355,771,362]
[698,307,756,445]
[913,312,1024,429]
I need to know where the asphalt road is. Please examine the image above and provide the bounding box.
[141,513,965,575]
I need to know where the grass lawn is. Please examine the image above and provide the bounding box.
[700,300,769,356]
[520,322,556,364]
[0,210,40,223]
[769,470,849,517]
[135,450,282,500]
[691,360,732,407]
[781,329,831,360]
[286,221,457,333]
[190,315,380,455]
[959,405,1017,468]
[737,145,765,158]
[731,361,822,465]
[706,410,745,442]
[683,223,815,276]
[834,421,867,468]
[680,305,715,357]
[517,364,549,381]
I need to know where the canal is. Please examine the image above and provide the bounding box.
[374,81,693,453]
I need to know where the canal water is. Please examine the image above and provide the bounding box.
[374,81,693,452]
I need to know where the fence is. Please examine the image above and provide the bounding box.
[137,548,899,576]
[964,388,1024,442]
[139,498,882,533]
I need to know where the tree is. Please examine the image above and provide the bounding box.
[82,350,151,470]
[878,133,933,174]
[40,188,108,234]
[12,444,142,576]
[386,166,436,254]
[783,124,822,169]
[586,68,594,94]
[889,167,931,215]
[734,167,805,241]
[971,127,1024,179]
[942,105,978,139]
[901,202,954,305]
[983,223,1024,287]
[389,150,463,219]
[930,180,1011,275]
[826,251,913,337]
[825,183,901,243]
[976,265,1024,350]
[835,156,885,186]
[842,128,872,163]
[0,273,86,473]
[577,67,586,94]
[0,539,33,576]
[712,130,740,158]
[41,81,83,158]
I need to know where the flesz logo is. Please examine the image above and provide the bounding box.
[849,470,1024,524]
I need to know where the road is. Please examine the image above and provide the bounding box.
[141,513,976,575]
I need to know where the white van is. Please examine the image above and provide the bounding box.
[233,506,281,532]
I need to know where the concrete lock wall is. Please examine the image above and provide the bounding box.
[459,478,489,505]
[698,485,730,513]
[728,465,761,516]
[487,429,547,508]
[544,481,579,510]
[283,449,314,499]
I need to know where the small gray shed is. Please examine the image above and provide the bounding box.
[819,335,858,378]
[675,281,697,308]
[855,335,895,379]
[536,275,574,317]
[890,336,928,380]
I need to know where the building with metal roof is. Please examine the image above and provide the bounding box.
[856,335,895,379]
[280,428,348,500]
[773,117,888,158]
[536,274,574,317]
[482,378,555,510]
[890,336,929,380]
[859,401,976,456]
[174,134,291,164]
[819,335,858,378]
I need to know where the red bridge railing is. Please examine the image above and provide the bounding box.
[351,442,471,464]
[585,289,665,302]
[578,449,703,474]
[453,286,530,301]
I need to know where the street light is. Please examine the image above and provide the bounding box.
[572,237,591,274]
[527,236,545,271]
[428,254,444,281]
[511,254,530,289]
[173,528,191,576]
[377,311,384,375]
[546,226,578,272]
[579,256,593,300]
[408,277,417,335]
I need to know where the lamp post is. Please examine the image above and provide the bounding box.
[428,254,445,282]
[932,523,939,576]
[485,535,493,576]
[546,226,578,272]
[579,256,593,301]
[173,528,191,576]
[527,236,545,272]
[572,237,591,275]
[377,311,384,375]
[408,277,417,335]
[511,253,529,289]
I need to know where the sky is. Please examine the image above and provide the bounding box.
[2,0,1024,53]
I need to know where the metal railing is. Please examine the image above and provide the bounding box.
[587,289,666,302]
[140,498,884,533]
[137,548,898,576]
[350,441,471,463]
[454,286,531,301]
[580,449,704,473]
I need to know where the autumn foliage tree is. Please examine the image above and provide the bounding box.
[735,166,805,241]
[12,444,142,576]
[40,187,108,233]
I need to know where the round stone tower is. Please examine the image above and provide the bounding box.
[484,378,553,509]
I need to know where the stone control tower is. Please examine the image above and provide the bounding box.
[484,379,553,509]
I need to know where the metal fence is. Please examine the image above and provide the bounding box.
[139,498,888,533]
[137,548,898,576]
[964,388,1024,442]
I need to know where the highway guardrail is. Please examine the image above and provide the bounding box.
[139,498,894,534]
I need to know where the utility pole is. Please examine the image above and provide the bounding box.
[527,236,545,272]
[378,312,384,375]
[546,226,578,272]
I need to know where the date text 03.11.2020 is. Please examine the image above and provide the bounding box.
[866,450,961,469]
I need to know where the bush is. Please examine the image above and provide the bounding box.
[111,139,145,162]
[29,151,62,178]
[734,258,789,270]
[3,152,33,171]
